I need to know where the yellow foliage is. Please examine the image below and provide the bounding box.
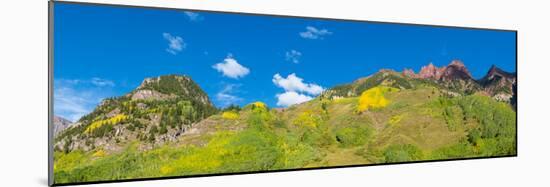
[53,150,87,172]
[160,165,174,175]
[92,150,106,157]
[252,101,267,109]
[357,86,398,112]
[293,111,320,128]
[205,132,234,155]
[222,111,239,120]
[85,114,129,134]
[278,142,291,166]
[247,101,269,113]
[172,132,233,172]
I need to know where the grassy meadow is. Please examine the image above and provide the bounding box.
[54,86,516,183]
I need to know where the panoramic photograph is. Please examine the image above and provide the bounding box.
[52,2,517,184]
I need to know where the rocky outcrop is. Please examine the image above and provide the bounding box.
[401,60,516,103]
[417,62,444,79]
[130,89,175,101]
[439,60,473,81]
[479,65,517,102]
[53,115,72,137]
[135,75,213,106]
[404,60,473,81]
[402,68,416,78]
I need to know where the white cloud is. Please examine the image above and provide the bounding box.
[272,73,324,95]
[212,55,250,79]
[163,33,186,55]
[299,26,332,39]
[285,50,302,64]
[54,78,115,122]
[276,91,313,107]
[272,73,325,107]
[215,84,243,107]
[184,11,202,21]
[91,77,115,87]
[54,87,91,122]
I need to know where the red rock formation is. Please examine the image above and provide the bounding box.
[439,60,473,81]
[402,68,417,78]
[413,60,473,81]
[418,62,444,79]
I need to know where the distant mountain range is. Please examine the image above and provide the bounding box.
[324,60,516,105]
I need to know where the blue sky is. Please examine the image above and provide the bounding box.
[53,3,516,122]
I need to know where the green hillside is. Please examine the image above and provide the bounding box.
[53,74,516,183]
[54,75,217,154]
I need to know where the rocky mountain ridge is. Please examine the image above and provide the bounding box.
[479,65,517,102]
[54,75,217,153]
[53,115,72,136]
[404,60,474,81]
[323,60,516,104]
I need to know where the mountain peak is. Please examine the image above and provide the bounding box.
[479,65,516,103]
[449,60,465,67]
[489,64,498,70]
[485,64,515,79]
[137,74,191,89]
[417,62,443,79]
[402,60,476,81]
[400,61,516,103]
[53,115,72,136]
[402,68,415,77]
[487,65,500,77]
[55,74,218,152]
[480,64,516,84]
[440,59,473,80]
[130,74,213,106]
